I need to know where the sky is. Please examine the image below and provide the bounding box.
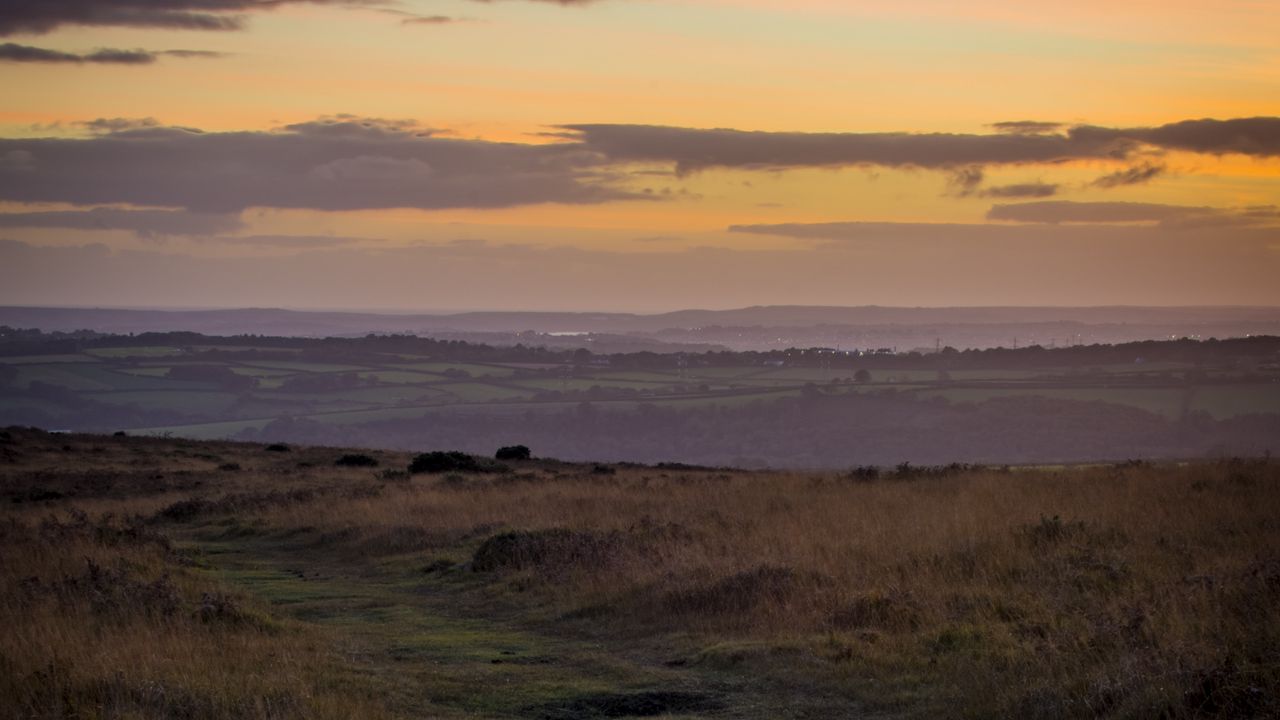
[0,0,1277,312]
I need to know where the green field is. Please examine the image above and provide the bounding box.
[389,362,519,377]
[84,390,243,414]
[0,353,100,364]
[84,346,184,358]
[3,338,1278,441]
[237,360,373,373]
[919,383,1280,419]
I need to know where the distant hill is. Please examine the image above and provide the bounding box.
[2,304,1278,351]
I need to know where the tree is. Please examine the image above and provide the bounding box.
[854,369,872,383]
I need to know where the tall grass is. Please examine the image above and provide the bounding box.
[3,428,1277,718]
[261,461,1279,717]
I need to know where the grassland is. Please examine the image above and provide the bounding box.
[2,428,1277,719]
[3,337,1276,444]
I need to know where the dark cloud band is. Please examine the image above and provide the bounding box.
[0,0,598,37]
[563,117,1280,174]
[0,117,635,212]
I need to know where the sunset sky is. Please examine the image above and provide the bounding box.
[1,0,1277,312]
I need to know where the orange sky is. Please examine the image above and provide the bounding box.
[0,0,1276,311]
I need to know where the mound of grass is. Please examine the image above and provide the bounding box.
[472,528,622,573]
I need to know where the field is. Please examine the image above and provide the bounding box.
[2,428,1277,719]
[2,337,1277,445]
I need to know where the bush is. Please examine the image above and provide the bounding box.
[264,443,291,453]
[335,453,378,468]
[409,451,504,474]
[495,445,531,461]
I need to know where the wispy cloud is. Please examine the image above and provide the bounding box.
[986,201,1280,228]
[1090,163,1166,188]
[0,43,226,64]
[0,1,375,37]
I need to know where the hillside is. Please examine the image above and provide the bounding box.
[2,428,1277,718]
[2,331,1278,466]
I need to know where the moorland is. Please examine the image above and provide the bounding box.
[2,427,1277,718]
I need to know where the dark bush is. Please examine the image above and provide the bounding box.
[264,443,291,453]
[847,465,881,481]
[217,463,241,472]
[409,451,504,474]
[335,453,378,468]
[495,445,531,461]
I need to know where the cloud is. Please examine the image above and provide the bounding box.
[946,166,984,196]
[401,15,460,25]
[563,124,1124,174]
[161,49,228,58]
[945,167,1055,198]
[1090,162,1166,188]
[563,117,1280,174]
[0,207,244,237]
[728,218,1280,249]
[371,8,465,25]
[985,201,1280,228]
[0,116,639,212]
[990,121,1064,135]
[0,42,153,64]
[79,117,161,133]
[0,1,373,37]
[0,42,225,64]
[0,0,601,36]
[980,182,1058,198]
[1070,117,1280,158]
[195,234,364,248]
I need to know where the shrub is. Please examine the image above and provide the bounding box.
[495,445,532,461]
[264,443,291,453]
[408,451,504,474]
[335,453,378,468]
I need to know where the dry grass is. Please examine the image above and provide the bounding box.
[0,433,391,720]
[259,459,1280,717]
[2,427,1278,718]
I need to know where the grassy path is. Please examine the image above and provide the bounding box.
[179,531,870,719]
